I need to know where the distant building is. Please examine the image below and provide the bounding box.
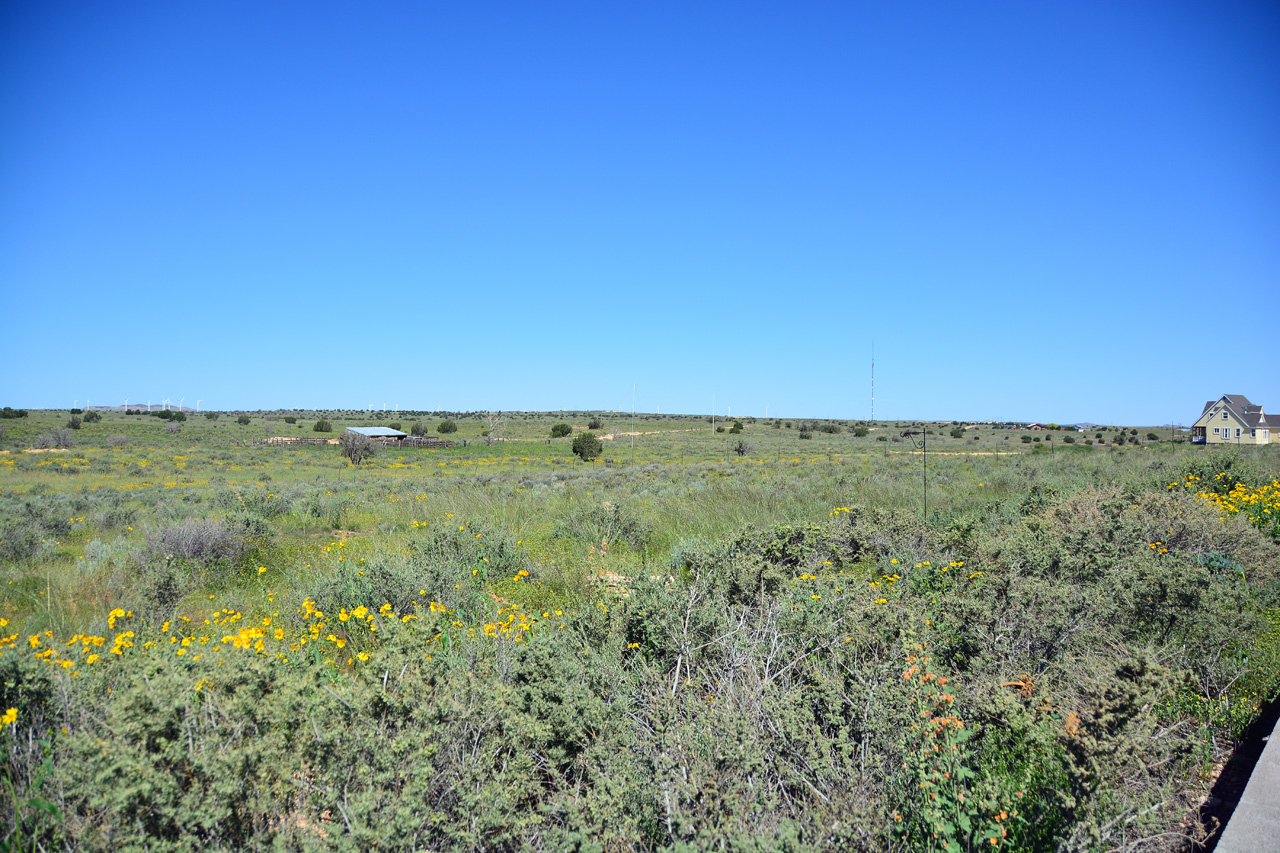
[1191,395,1278,445]
[346,426,408,446]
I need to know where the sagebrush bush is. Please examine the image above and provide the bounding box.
[553,500,651,551]
[145,519,244,566]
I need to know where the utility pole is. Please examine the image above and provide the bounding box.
[631,384,636,451]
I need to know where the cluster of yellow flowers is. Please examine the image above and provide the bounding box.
[0,580,557,691]
[1171,474,1280,534]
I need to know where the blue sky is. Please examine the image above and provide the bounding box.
[2,1,1277,423]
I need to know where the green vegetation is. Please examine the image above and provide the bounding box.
[571,430,603,461]
[550,423,572,438]
[437,420,458,434]
[0,408,1276,851]
[312,419,332,433]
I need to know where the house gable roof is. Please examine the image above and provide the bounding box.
[1199,395,1275,429]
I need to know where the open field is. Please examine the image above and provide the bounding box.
[1,409,1278,851]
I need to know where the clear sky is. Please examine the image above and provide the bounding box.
[2,1,1277,423]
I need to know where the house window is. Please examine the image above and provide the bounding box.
[1222,412,1228,419]
[1213,427,1220,435]
[1253,430,1257,437]
[1236,428,1241,437]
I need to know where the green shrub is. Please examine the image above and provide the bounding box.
[236,415,250,425]
[339,430,377,466]
[950,426,966,439]
[572,431,603,461]
[283,416,296,424]
[588,417,604,430]
[1147,432,1159,441]
[388,422,402,431]
[206,412,220,420]
[411,421,427,436]
[553,500,651,550]
[66,416,81,430]
[437,420,458,434]
[0,407,28,419]
[1063,435,1075,444]
[854,425,870,437]
[550,423,572,438]
[313,419,332,433]
[83,410,102,423]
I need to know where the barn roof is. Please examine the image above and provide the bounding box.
[346,426,407,437]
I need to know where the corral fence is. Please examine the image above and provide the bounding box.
[251,435,457,449]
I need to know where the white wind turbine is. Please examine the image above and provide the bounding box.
[196,400,201,412]
[178,397,185,412]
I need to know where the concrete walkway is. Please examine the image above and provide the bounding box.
[1216,712,1280,852]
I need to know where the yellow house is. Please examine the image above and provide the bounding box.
[1192,395,1279,445]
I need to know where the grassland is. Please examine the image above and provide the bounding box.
[1,409,1277,852]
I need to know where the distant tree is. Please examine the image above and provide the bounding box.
[483,412,507,446]
[411,421,428,437]
[83,410,102,423]
[853,425,870,437]
[388,422,402,432]
[0,407,29,419]
[550,423,572,438]
[313,419,332,433]
[1063,435,1075,444]
[236,415,251,425]
[283,416,297,424]
[171,411,186,422]
[340,430,377,466]
[66,415,82,430]
[798,430,813,440]
[1021,435,1033,443]
[69,408,83,415]
[715,426,725,433]
[206,412,220,420]
[588,417,604,430]
[572,432,603,462]
[949,426,965,439]
[1146,432,1159,441]
[732,440,752,457]
[437,420,458,434]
